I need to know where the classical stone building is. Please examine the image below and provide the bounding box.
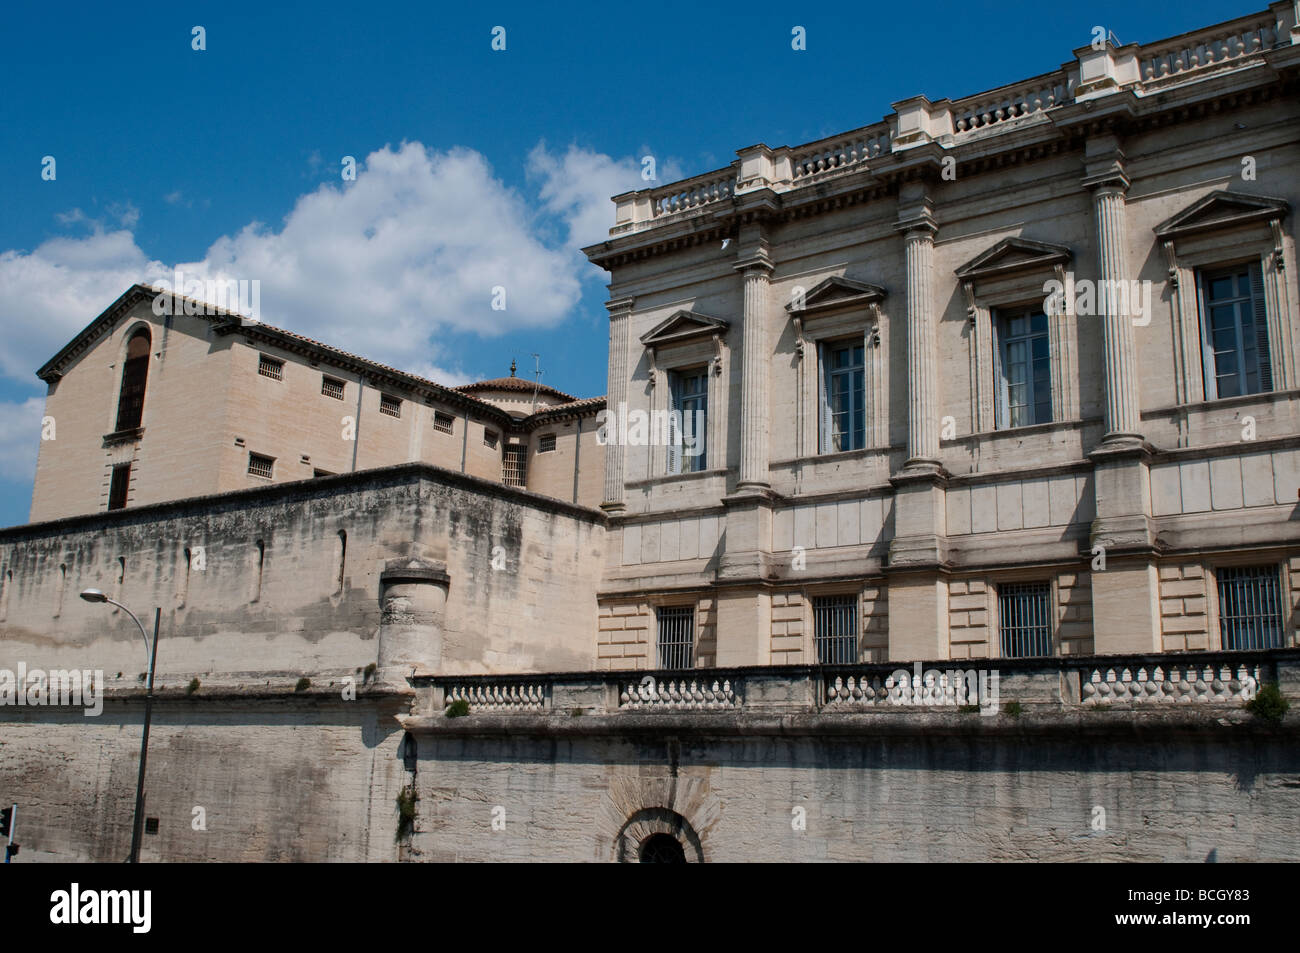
[30,283,605,522]
[2,4,1299,863]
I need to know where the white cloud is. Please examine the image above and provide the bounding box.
[0,140,637,387]
[0,397,45,483]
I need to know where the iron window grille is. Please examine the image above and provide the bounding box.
[657,606,695,669]
[998,581,1052,657]
[484,430,499,449]
[379,394,402,418]
[502,444,527,488]
[247,453,274,479]
[539,433,557,453]
[433,411,454,434]
[258,355,284,381]
[1217,564,1284,650]
[321,376,345,399]
[813,594,858,664]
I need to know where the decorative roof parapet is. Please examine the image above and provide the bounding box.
[590,4,1299,247]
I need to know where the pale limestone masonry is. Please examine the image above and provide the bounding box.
[29,286,605,522]
[586,3,1300,666]
[4,5,1300,863]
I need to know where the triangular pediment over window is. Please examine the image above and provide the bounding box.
[639,310,728,347]
[1153,190,1290,241]
[784,275,886,316]
[955,237,1071,281]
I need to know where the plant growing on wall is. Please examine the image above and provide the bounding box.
[445,699,470,717]
[396,784,418,841]
[1246,683,1289,724]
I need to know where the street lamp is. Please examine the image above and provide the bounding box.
[81,588,159,864]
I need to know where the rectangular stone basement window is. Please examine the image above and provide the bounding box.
[321,375,345,400]
[380,394,402,418]
[433,411,454,434]
[998,581,1052,657]
[258,354,284,381]
[247,452,274,479]
[813,594,857,664]
[1218,564,1284,650]
[656,605,695,669]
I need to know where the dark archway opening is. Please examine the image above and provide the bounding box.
[638,833,687,863]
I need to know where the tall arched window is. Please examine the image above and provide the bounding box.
[115,328,152,431]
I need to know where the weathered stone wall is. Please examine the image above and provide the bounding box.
[404,716,1300,863]
[0,695,407,862]
[1,463,607,682]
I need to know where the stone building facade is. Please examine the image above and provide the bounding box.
[2,4,1300,863]
[585,2,1300,669]
[29,284,606,522]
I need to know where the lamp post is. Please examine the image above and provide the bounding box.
[81,588,159,864]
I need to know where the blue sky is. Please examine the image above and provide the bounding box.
[0,0,1254,525]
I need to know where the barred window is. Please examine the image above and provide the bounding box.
[258,354,284,381]
[247,453,274,479]
[1217,565,1284,650]
[813,594,857,664]
[379,394,402,418]
[433,411,454,434]
[657,606,694,669]
[246,452,273,478]
[484,430,499,450]
[502,443,527,488]
[998,581,1052,657]
[321,376,345,400]
[538,433,556,453]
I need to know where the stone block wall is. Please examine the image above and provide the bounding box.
[1159,562,1211,651]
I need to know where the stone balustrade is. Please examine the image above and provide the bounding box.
[421,648,1295,717]
[445,681,549,711]
[1139,12,1282,82]
[789,125,892,181]
[619,675,740,710]
[649,169,734,218]
[1082,662,1264,706]
[950,73,1072,135]
[607,6,1297,235]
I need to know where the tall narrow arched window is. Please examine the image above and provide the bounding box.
[251,540,265,603]
[113,556,125,613]
[55,563,67,617]
[1,568,11,622]
[334,531,347,594]
[115,328,152,431]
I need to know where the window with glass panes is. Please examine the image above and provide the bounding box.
[995,309,1051,428]
[667,369,707,474]
[820,341,865,452]
[1198,263,1272,399]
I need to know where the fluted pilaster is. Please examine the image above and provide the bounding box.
[736,255,772,490]
[902,224,940,467]
[602,297,632,512]
[1092,183,1142,442]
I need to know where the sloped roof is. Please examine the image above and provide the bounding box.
[457,376,577,403]
[35,284,600,424]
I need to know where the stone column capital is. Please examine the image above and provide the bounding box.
[895,213,939,238]
[605,296,635,317]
